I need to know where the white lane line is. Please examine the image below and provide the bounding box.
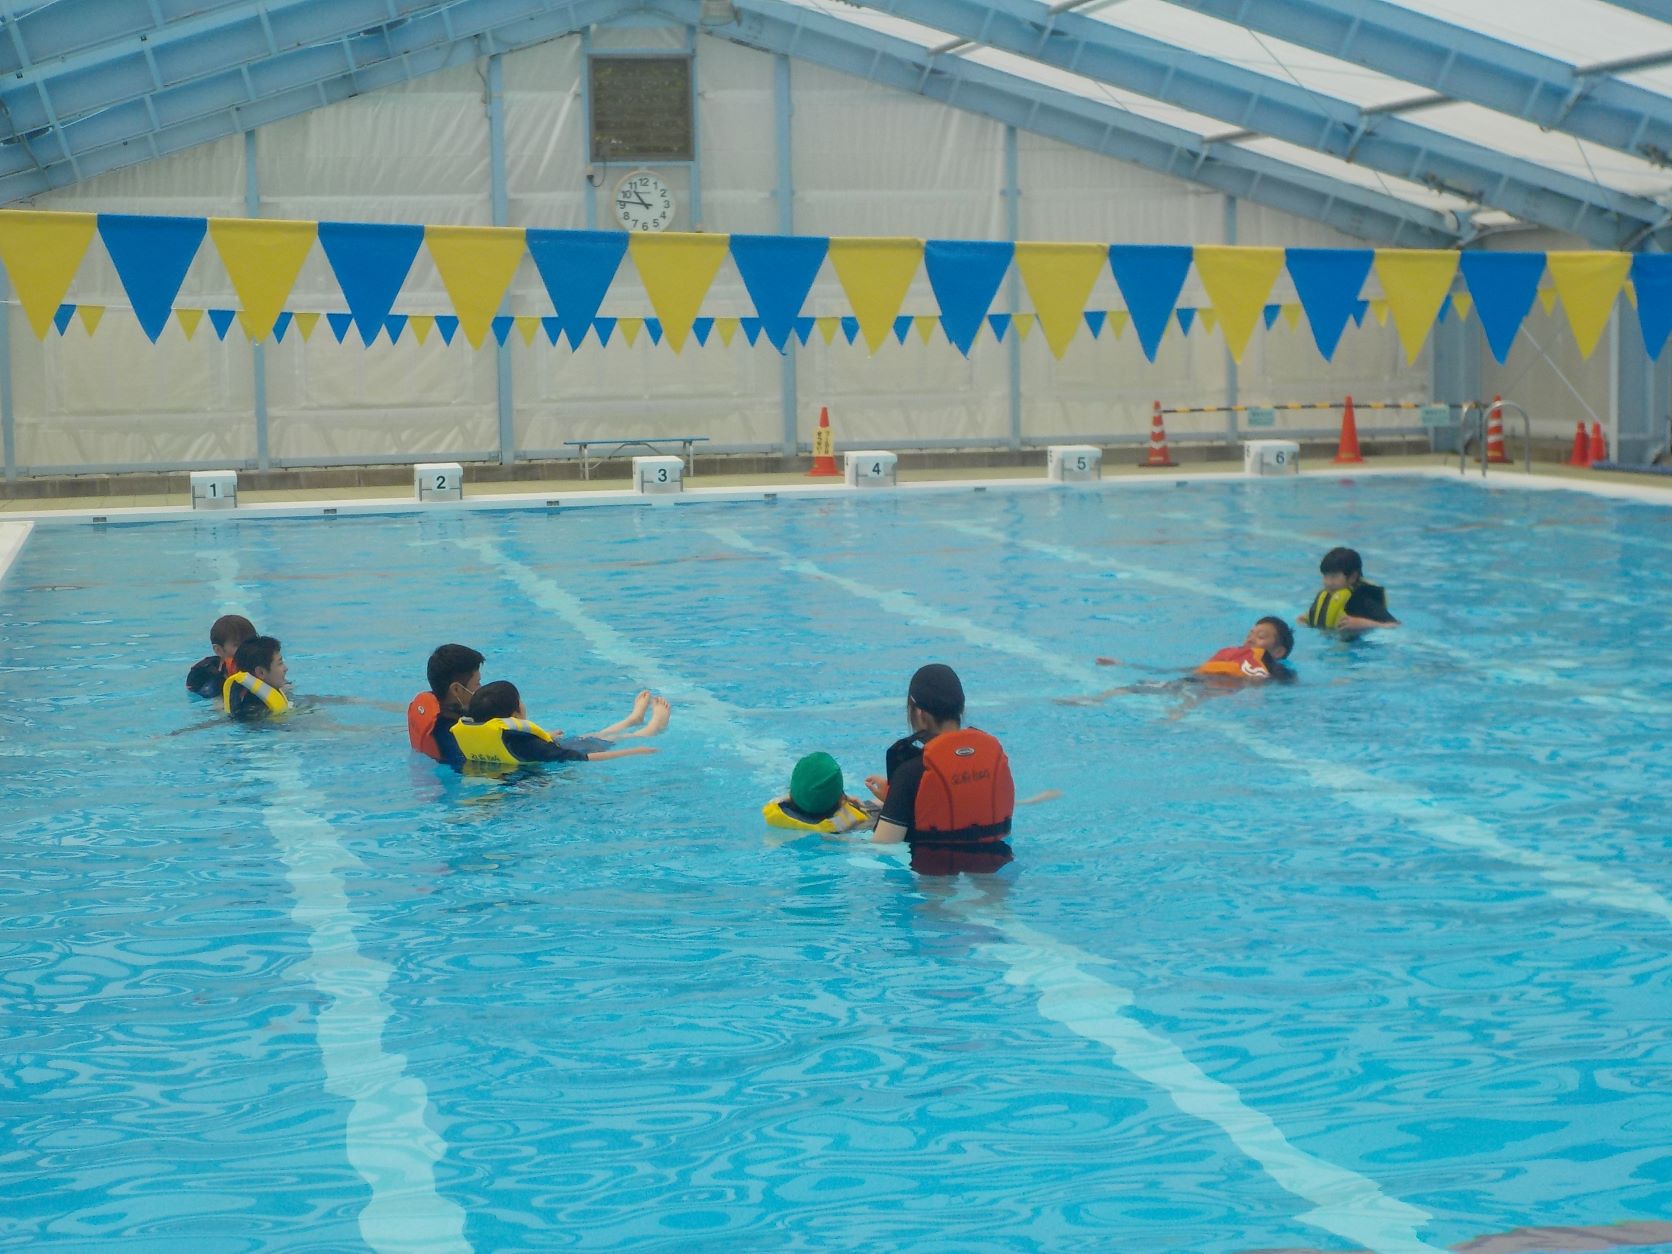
[703,526,1440,1254]
[0,521,32,586]
[207,549,470,1254]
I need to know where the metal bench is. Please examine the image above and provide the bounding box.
[563,436,709,481]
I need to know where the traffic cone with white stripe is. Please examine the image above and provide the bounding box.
[807,406,839,477]
[1485,395,1509,464]
[1141,401,1176,467]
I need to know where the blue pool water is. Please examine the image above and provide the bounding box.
[3,476,1672,1253]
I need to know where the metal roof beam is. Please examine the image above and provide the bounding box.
[0,0,632,203]
[851,0,1670,247]
[648,0,1460,245]
[1158,0,1672,167]
[0,0,249,75]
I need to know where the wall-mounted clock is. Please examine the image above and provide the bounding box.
[614,169,675,232]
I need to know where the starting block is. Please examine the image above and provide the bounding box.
[416,462,464,502]
[1243,439,1300,476]
[190,469,238,510]
[844,450,897,488]
[1047,445,1102,482]
[633,455,684,494]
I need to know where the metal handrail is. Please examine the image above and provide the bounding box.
[1458,398,1532,476]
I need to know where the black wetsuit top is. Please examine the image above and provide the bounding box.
[1345,581,1397,624]
[186,655,226,698]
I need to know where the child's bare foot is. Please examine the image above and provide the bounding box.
[642,695,671,735]
[627,689,652,726]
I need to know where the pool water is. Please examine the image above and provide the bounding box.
[3,476,1672,1253]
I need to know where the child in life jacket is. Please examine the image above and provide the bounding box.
[448,680,669,771]
[407,643,485,766]
[763,752,876,834]
[223,635,291,721]
[187,614,257,698]
[1065,617,1295,712]
[862,664,1016,876]
[1299,547,1399,631]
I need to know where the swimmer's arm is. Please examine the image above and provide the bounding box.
[869,818,908,845]
[582,745,657,762]
[306,694,409,712]
[1337,614,1399,630]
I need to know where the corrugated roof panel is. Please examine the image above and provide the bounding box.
[1409,101,1672,198]
[1230,135,1477,214]
[1373,0,1672,67]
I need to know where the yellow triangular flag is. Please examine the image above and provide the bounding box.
[1281,302,1302,330]
[1451,291,1472,322]
[914,315,938,344]
[1369,298,1390,327]
[294,311,320,342]
[75,304,104,335]
[1197,307,1219,335]
[1373,250,1458,362]
[1538,285,1558,315]
[715,317,739,347]
[1191,245,1284,361]
[1013,312,1035,341]
[0,210,97,339]
[627,233,729,353]
[515,315,539,346]
[1626,279,1638,309]
[1014,242,1106,360]
[619,317,643,347]
[1108,309,1129,339]
[816,316,840,345]
[409,314,434,346]
[1547,251,1631,358]
[828,237,923,354]
[176,307,204,340]
[424,225,526,350]
[207,218,316,342]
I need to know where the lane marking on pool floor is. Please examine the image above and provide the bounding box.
[703,526,1442,1254]
[207,549,471,1254]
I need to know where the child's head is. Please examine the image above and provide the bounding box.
[1247,616,1294,661]
[468,680,523,722]
[234,635,287,688]
[906,663,965,731]
[428,644,485,709]
[789,752,844,820]
[210,614,257,661]
[1318,547,1364,592]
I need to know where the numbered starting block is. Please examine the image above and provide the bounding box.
[1243,439,1300,476]
[1047,444,1102,482]
[415,462,464,502]
[632,455,684,495]
[844,450,897,488]
[190,469,238,510]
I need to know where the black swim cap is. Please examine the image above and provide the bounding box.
[908,663,965,720]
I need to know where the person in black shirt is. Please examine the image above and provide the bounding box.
[1300,547,1399,631]
[186,613,257,698]
[448,680,669,770]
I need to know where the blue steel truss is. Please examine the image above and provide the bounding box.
[1159,0,1672,166]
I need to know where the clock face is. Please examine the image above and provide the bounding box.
[614,170,675,233]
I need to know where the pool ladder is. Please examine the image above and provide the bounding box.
[1458,398,1532,476]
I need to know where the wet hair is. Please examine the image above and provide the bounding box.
[907,663,965,722]
[427,644,485,698]
[1257,616,1295,660]
[234,635,281,675]
[210,614,257,649]
[468,680,521,722]
[1319,547,1363,579]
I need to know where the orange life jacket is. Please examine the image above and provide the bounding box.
[913,729,1014,844]
[1197,645,1272,679]
[407,692,442,760]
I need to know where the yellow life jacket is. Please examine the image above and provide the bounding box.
[762,797,874,834]
[449,716,554,766]
[222,671,289,715]
[1305,587,1352,628]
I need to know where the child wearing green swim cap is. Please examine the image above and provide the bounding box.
[765,752,878,832]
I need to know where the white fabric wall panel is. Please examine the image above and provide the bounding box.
[1018,133,1224,245]
[697,37,778,235]
[1020,326,1228,441]
[505,37,590,230]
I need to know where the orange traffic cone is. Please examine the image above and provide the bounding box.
[807,406,839,477]
[1141,401,1176,467]
[1485,395,1508,463]
[1332,394,1364,464]
[1567,421,1590,467]
[1588,421,1608,465]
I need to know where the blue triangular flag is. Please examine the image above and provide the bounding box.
[208,308,237,340]
[1175,307,1197,336]
[645,318,663,346]
[97,214,207,343]
[326,312,354,343]
[317,221,424,346]
[730,234,828,352]
[526,229,628,350]
[542,316,563,346]
[892,315,914,345]
[793,316,815,346]
[923,239,1014,357]
[987,312,1011,342]
[1631,253,1672,361]
[691,316,713,347]
[1285,249,1373,361]
[592,316,616,348]
[1436,294,1453,324]
[1262,303,1281,329]
[1108,245,1193,362]
[52,304,74,335]
[1459,251,1544,365]
[272,311,294,343]
[491,315,514,346]
[435,315,459,345]
[1083,309,1107,338]
[1351,298,1369,327]
[383,313,407,344]
[740,317,763,346]
[840,316,860,345]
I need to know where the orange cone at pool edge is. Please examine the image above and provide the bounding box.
[1588,421,1608,465]
[1485,395,1509,464]
[1568,421,1591,467]
[1332,394,1364,464]
[1142,401,1176,467]
[807,406,839,477]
